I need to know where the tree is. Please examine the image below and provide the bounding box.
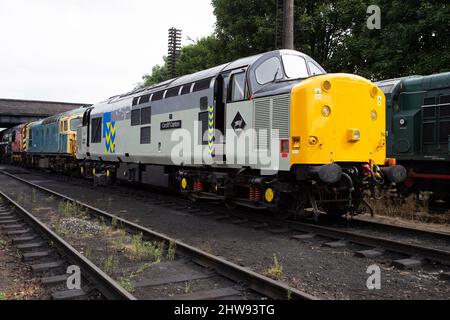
[176,36,229,75]
[141,58,169,87]
[140,0,449,86]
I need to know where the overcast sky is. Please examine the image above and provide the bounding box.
[0,0,216,104]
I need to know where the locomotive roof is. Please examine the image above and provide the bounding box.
[113,50,315,103]
[377,72,450,94]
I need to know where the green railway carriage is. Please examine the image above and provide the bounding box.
[377,72,450,210]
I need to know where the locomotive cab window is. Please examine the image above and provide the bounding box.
[255,57,283,85]
[308,62,324,76]
[70,118,82,131]
[229,72,246,102]
[282,55,309,79]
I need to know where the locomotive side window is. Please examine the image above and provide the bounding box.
[141,107,152,125]
[255,57,283,85]
[91,117,102,143]
[166,86,181,98]
[193,78,212,92]
[181,83,192,95]
[131,109,141,126]
[229,72,246,102]
[282,55,309,79]
[139,94,151,105]
[152,91,165,101]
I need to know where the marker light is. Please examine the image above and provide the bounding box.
[371,110,378,121]
[322,106,331,117]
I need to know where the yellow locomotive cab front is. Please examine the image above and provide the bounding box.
[290,74,387,167]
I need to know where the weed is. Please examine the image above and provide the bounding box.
[167,241,177,261]
[130,234,164,262]
[0,239,7,246]
[118,276,135,293]
[267,254,283,280]
[58,200,87,219]
[0,292,6,300]
[102,255,118,274]
[84,247,92,259]
[184,282,192,294]
[111,217,118,228]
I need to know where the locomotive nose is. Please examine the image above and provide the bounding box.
[290,74,387,166]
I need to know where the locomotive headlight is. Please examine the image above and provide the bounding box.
[399,118,406,126]
[347,129,361,142]
[322,80,332,92]
[322,106,331,117]
[370,86,379,98]
[371,110,378,121]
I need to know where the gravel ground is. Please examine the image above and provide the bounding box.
[1,165,449,300]
[0,220,49,300]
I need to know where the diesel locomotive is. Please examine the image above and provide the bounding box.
[377,72,450,211]
[1,50,406,218]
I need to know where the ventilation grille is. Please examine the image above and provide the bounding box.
[254,98,271,150]
[422,123,435,143]
[272,95,290,139]
[253,94,290,150]
[439,121,450,143]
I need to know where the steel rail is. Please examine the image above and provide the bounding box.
[0,170,317,300]
[343,218,450,241]
[237,210,450,266]
[0,189,136,300]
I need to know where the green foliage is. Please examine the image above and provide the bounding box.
[141,57,170,87]
[130,233,164,262]
[176,36,228,76]
[140,0,449,85]
[102,255,118,274]
[267,254,283,280]
[118,276,135,293]
[167,240,177,261]
[0,292,6,300]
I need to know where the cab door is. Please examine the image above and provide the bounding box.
[224,69,252,166]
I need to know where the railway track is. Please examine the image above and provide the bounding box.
[98,177,450,268]
[0,170,316,300]
[0,191,135,300]
[88,171,450,269]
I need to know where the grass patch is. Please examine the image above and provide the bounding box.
[58,200,87,219]
[102,255,118,274]
[118,276,135,293]
[0,292,6,300]
[111,217,119,228]
[267,254,283,280]
[130,233,164,262]
[0,239,7,246]
[167,241,177,261]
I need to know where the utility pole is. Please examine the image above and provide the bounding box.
[167,27,182,78]
[282,0,294,50]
